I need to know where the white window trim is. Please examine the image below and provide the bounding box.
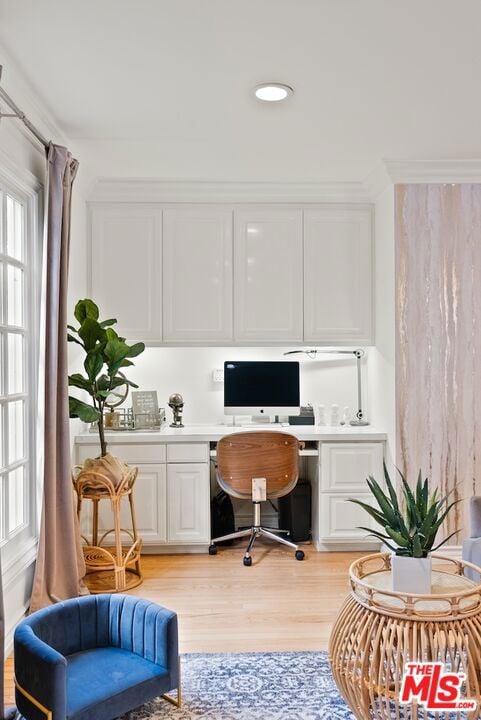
[0,165,42,575]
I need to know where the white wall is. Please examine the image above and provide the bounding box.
[0,46,89,652]
[368,184,395,469]
[127,345,370,426]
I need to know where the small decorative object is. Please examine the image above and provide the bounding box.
[131,390,161,429]
[315,405,325,426]
[330,404,339,426]
[348,463,460,594]
[340,406,350,426]
[169,393,184,427]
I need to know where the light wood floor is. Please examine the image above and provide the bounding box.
[5,545,362,704]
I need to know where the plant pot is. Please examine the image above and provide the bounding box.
[76,453,131,493]
[391,553,432,594]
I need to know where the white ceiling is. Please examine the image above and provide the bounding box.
[1,0,481,182]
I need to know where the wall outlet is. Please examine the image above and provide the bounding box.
[212,368,224,383]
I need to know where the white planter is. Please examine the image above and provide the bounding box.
[391,554,432,594]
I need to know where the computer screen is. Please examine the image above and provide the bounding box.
[224,361,300,416]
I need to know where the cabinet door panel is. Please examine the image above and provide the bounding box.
[304,208,372,344]
[320,493,377,541]
[234,210,303,342]
[167,463,210,543]
[320,442,383,492]
[94,464,167,545]
[163,208,233,342]
[90,204,162,343]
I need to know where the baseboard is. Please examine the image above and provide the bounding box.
[141,545,209,554]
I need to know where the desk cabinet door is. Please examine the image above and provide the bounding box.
[163,208,233,342]
[234,209,303,342]
[304,207,372,345]
[81,464,167,545]
[167,463,210,543]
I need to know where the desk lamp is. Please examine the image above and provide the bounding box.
[283,349,368,426]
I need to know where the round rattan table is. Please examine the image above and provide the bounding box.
[329,552,481,720]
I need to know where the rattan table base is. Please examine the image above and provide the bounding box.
[329,553,481,720]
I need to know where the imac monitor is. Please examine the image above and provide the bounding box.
[224,361,300,416]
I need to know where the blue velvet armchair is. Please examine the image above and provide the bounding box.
[14,594,180,720]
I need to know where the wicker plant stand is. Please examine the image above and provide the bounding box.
[329,552,481,720]
[73,464,143,593]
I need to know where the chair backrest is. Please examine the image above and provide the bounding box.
[216,431,299,500]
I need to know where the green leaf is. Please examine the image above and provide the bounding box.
[84,351,104,381]
[68,373,91,391]
[67,333,84,347]
[96,374,110,392]
[69,396,100,422]
[360,532,398,552]
[100,318,117,328]
[431,529,461,552]
[74,299,99,323]
[78,318,105,351]
[104,338,129,364]
[347,498,387,527]
[125,342,145,359]
[366,476,401,529]
[105,328,119,341]
[384,526,410,547]
[120,359,134,367]
[383,463,400,513]
[412,533,423,558]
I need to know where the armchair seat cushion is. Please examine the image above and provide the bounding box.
[67,647,169,720]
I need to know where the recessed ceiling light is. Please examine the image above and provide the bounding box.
[254,83,293,102]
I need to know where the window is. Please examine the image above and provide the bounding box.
[0,179,39,564]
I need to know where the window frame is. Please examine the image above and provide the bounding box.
[0,166,42,572]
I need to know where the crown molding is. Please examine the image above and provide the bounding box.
[385,160,481,184]
[89,177,374,204]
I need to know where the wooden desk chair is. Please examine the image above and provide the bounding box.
[209,431,305,566]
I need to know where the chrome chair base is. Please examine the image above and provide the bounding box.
[210,520,305,564]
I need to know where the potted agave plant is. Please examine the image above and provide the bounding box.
[68,298,145,484]
[349,464,460,594]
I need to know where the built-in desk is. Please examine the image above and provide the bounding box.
[75,425,387,553]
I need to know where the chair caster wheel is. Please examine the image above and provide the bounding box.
[209,544,218,555]
[295,550,305,561]
[243,556,252,567]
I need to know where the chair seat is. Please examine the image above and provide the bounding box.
[66,647,169,720]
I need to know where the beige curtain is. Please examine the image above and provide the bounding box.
[30,144,86,612]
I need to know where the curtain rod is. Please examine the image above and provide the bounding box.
[0,65,50,150]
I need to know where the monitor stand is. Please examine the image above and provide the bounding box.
[240,414,281,427]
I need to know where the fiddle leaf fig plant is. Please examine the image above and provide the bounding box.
[68,299,145,456]
[348,463,460,558]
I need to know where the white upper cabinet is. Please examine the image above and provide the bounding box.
[304,208,373,345]
[90,204,162,343]
[163,208,233,342]
[89,202,373,346]
[234,209,303,342]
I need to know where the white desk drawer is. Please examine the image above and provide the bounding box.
[76,442,166,465]
[166,443,209,463]
[320,442,383,492]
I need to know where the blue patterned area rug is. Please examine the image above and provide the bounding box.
[122,650,353,720]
